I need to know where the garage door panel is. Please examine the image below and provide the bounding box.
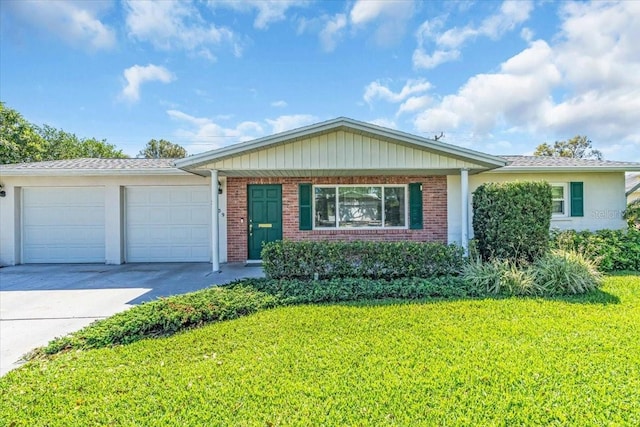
[22,187,105,263]
[24,225,104,245]
[126,186,210,262]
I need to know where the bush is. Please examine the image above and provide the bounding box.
[473,181,552,263]
[262,240,465,280]
[40,286,277,355]
[532,250,602,295]
[624,199,640,229]
[232,276,470,304]
[461,258,537,296]
[551,228,640,272]
[462,250,601,296]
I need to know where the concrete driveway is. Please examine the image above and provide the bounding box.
[0,263,264,376]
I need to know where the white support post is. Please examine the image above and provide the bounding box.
[461,168,469,255]
[211,170,220,272]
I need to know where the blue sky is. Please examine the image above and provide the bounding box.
[1,0,639,160]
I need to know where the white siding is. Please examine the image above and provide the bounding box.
[448,172,628,245]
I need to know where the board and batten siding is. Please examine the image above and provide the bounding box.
[205,130,482,171]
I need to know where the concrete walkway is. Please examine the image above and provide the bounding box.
[0,263,264,376]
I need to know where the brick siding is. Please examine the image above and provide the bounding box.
[226,176,448,262]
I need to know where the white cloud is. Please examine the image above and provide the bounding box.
[364,79,431,104]
[5,0,115,50]
[124,0,240,58]
[319,14,347,52]
[412,49,461,69]
[121,65,175,102]
[415,40,561,135]
[411,1,640,158]
[211,1,308,29]
[266,115,318,134]
[398,95,432,115]
[350,0,415,47]
[271,100,288,108]
[350,0,410,25]
[413,0,533,69]
[167,109,264,153]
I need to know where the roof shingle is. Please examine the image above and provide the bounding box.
[0,158,176,170]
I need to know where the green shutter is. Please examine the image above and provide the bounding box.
[570,182,584,217]
[409,182,423,230]
[299,183,312,230]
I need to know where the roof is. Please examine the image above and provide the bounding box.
[0,158,189,176]
[490,155,640,173]
[627,172,640,196]
[175,117,508,176]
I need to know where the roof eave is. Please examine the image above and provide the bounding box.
[489,166,640,173]
[0,168,193,177]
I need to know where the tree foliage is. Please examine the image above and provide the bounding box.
[0,102,127,164]
[534,135,603,160]
[0,102,45,164]
[138,139,187,159]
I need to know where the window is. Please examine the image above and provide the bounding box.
[314,185,407,228]
[551,183,568,217]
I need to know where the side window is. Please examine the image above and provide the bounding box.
[551,184,568,217]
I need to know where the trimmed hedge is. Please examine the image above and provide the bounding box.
[551,228,640,272]
[473,181,552,263]
[233,276,470,304]
[261,240,465,280]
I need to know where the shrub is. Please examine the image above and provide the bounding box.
[472,181,552,263]
[531,250,602,295]
[39,286,277,355]
[624,199,640,229]
[231,276,470,304]
[551,228,640,272]
[261,240,465,280]
[461,258,537,296]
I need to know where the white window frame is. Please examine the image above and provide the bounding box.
[312,184,409,230]
[551,183,569,218]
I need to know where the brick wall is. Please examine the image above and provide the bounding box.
[226,176,448,261]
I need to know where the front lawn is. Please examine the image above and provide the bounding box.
[1,275,639,426]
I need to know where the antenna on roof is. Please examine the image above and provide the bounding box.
[434,132,444,141]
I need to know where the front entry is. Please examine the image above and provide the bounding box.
[247,185,283,260]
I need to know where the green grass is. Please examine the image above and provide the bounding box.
[2,275,640,426]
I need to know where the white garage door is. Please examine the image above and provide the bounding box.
[22,187,105,263]
[125,186,211,262]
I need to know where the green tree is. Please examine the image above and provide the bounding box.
[0,102,46,164]
[1,102,127,164]
[534,135,603,160]
[37,125,126,160]
[138,139,187,159]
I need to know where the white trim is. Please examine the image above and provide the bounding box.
[211,170,220,272]
[460,169,469,254]
[551,183,569,218]
[312,184,409,230]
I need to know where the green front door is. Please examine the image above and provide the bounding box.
[247,185,282,260]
